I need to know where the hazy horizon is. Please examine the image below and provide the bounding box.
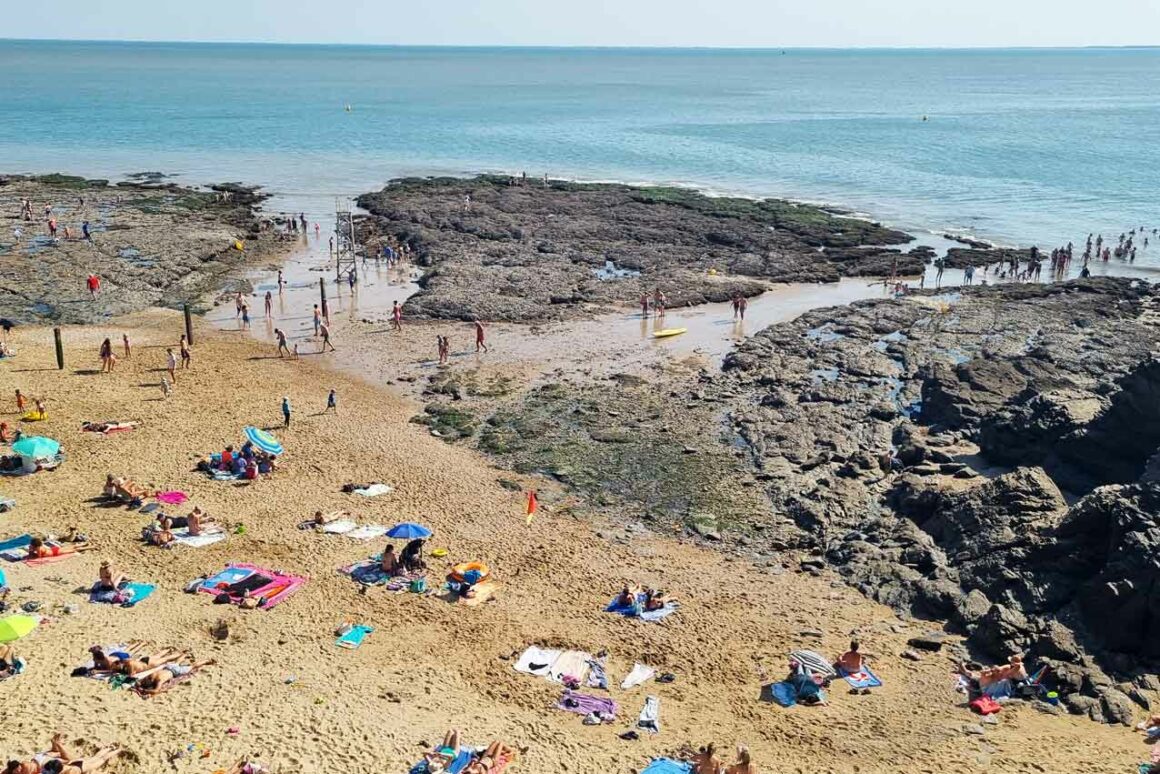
[5,0,1159,49]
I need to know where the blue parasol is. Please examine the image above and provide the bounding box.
[11,436,59,458]
[385,522,432,540]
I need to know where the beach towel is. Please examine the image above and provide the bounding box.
[0,535,32,554]
[353,483,393,497]
[409,748,475,774]
[155,491,187,505]
[335,624,373,650]
[345,524,387,541]
[640,603,679,622]
[514,646,561,677]
[622,662,655,690]
[557,690,618,717]
[90,582,155,607]
[25,552,78,567]
[320,519,357,534]
[549,650,591,684]
[197,563,305,610]
[839,665,883,689]
[171,529,226,548]
[340,558,392,586]
[765,681,799,707]
[642,760,692,774]
[606,594,679,622]
[638,695,660,734]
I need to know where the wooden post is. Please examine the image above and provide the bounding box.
[183,304,194,346]
[319,277,328,320]
[53,327,64,370]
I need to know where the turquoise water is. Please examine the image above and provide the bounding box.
[2,40,1159,251]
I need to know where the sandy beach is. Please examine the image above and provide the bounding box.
[0,303,1150,773]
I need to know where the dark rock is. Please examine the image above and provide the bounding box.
[907,632,950,652]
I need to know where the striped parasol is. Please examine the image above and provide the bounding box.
[243,426,283,455]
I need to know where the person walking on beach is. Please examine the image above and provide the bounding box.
[319,322,335,352]
[166,347,177,383]
[277,270,286,294]
[326,388,337,414]
[282,396,292,427]
[122,333,132,359]
[474,320,488,353]
[99,337,115,373]
[640,293,649,318]
[180,334,192,369]
[274,328,290,358]
[86,273,100,299]
[312,304,322,337]
[737,294,748,321]
[82,220,92,241]
[964,265,975,285]
[235,292,244,319]
[241,302,251,330]
[264,291,273,318]
[391,301,403,331]
[348,268,357,291]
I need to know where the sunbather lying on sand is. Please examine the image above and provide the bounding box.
[644,588,675,611]
[81,421,137,434]
[311,510,349,526]
[26,537,92,559]
[423,729,460,772]
[460,742,517,774]
[615,584,644,608]
[956,654,1027,688]
[5,734,122,774]
[135,657,215,695]
[108,647,184,676]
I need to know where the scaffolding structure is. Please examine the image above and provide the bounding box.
[333,201,359,282]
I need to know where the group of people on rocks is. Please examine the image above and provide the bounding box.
[13,197,93,248]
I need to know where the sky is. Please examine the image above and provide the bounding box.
[5,0,1160,48]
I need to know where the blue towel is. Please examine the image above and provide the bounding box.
[90,582,155,607]
[335,624,373,649]
[839,665,883,689]
[606,593,677,621]
[408,748,474,774]
[768,680,798,707]
[0,535,32,552]
[642,759,691,774]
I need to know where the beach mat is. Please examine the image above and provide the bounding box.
[340,558,392,586]
[409,748,474,774]
[320,519,357,534]
[839,665,883,689]
[353,483,393,497]
[335,624,373,649]
[0,535,32,553]
[514,646,561,677]
[605,595,679,622]
[345,524,387,541]
[642,760,691,774]
[172,529,226,548]
[557,690,617,716]
[549,650,591,684]
[25,552,79,568]
[764,681,798,707]
[90,582,155,607]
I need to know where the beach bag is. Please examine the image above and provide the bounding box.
[409,577,427,593]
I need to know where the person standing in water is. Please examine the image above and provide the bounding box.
[474,320,488,353]
[264,291,273,318]
[277,270,286,294]
[312,304,322,337]
[737,294,748,321]
[640,293,649,318]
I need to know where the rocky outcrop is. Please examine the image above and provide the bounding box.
[709,277,1160,721]
[355,176,926,321]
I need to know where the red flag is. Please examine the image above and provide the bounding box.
[525,490,538,525]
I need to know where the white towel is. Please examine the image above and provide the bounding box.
[549,650,591,684]
[621,662,655,690]
[513,646,561,677]
[172,532,226,548]
[354,484,393,498]
[321,519,358,534]
[346,524,387,541]
[637,695,660,734]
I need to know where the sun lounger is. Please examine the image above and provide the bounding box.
[514,646,561,677]
[839,665,882,689]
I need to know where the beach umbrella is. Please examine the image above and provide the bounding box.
[0,614,37,643]
[11,436,59,458]
[386,522,432,540]
[243,426,283,455]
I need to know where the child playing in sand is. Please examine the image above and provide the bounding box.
[14,389,24,412]
[326,389,337,414]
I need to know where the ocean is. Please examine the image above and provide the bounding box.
[2,40,1159,254]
